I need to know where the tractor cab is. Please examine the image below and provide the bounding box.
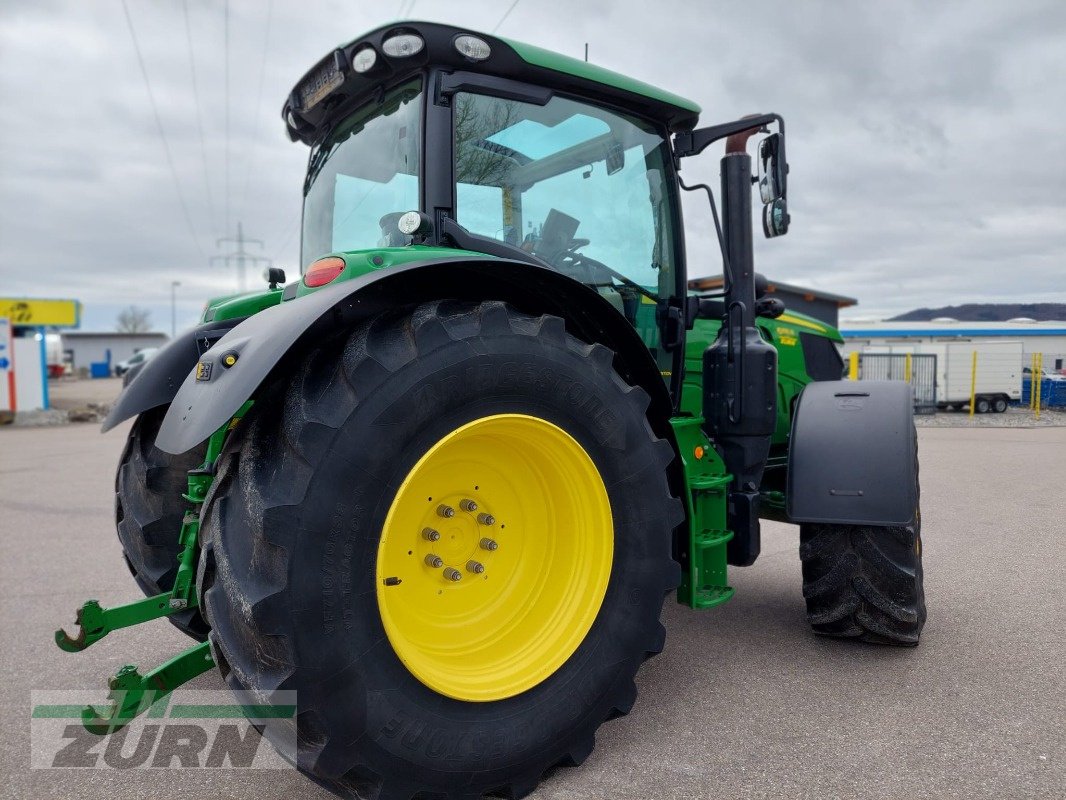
[289,21,701,381]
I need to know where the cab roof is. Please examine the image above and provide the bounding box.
[283,21,701,145]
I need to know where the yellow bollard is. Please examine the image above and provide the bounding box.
[1035,353,1042,420]
[904,352,913,384]
[969,350,977,418]
[1030,353,1036,410]
[849,351,859,381]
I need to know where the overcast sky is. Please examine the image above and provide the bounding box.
[1,0,1064,332]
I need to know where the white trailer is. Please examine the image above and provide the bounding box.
[923,340,1023,413]
[851,340,1023,413]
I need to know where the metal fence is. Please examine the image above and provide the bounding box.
[855,353,938,414]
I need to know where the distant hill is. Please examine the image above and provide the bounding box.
[889,303,1066,322]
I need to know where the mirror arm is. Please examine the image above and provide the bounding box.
[673,113,784,159]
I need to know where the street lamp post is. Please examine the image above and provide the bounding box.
[170,281,181,337]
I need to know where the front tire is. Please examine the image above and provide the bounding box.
[799,429,925,648]
[799,520,925,645]
[198,301,682,799]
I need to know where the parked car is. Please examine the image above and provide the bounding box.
[113,348,158,377]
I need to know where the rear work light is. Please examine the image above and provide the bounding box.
[351,46,377,73]
[304,256,345,287]
[382,33,424,57]
[454,35,491,61]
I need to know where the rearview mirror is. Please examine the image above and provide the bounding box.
[763,198,790,238]
[757,133,787,204]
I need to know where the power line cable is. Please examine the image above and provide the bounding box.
[237,0,274,223]
[491,0,521,33]
[224,0,231,240]
[120,0,206,258]
[272,212,301,265]
[182,0,218,237]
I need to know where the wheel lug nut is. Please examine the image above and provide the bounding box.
[477,513,496,526]
[466,560,485,574]
[421,527,440,541]
[443,567,462,582]
[479,537,498,551]
[437,504,455,518]
[459,498,478,512]
[424,554,444,568]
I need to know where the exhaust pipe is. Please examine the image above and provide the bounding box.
[702,128,778,566]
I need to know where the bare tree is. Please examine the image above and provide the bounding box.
[454,94,522,188]
[116,305,153,333]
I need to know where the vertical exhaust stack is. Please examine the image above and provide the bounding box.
[702,128,778,566]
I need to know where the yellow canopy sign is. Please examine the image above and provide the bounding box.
[0,298,81,327]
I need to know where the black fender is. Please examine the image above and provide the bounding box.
[101,318,244,433]
[786,380,917,526]
[155,257,675,455]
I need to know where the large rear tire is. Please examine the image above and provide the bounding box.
[115,406,209,639]
[198,301,682,799]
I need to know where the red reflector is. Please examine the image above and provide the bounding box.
[304,257,345,287]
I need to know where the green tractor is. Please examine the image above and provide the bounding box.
[58,21,925,799]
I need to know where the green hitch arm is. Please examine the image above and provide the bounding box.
[82,641,215,735]
[55,402,252,653]
[55,594,180,652]
[170,403,250,600]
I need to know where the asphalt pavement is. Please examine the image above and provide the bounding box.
[1,421,1062,799]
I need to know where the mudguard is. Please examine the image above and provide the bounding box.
[155,257,673,455]
[101,318,243,433]
[786,380,917,526]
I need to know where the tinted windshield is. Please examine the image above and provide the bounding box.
[453,92,679,300]
[301,80,422,267]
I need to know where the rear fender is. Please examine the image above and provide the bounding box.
[101,318,243,432]
[155,257,675,455]
[786,380,917,526]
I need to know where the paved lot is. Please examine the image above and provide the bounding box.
[46,377,125,411]
[1,422,1063,799]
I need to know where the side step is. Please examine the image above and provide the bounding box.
[671,417,735,609]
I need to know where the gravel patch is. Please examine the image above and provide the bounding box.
[915,406,1066,427]
[8,409,70,427]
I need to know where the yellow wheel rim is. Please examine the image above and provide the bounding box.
[376,413,613,702]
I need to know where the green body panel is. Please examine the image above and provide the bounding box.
[293,245,499,299]
[670,417,733,609]
[499,37,701,117]
[681,310,843,447]
[203,287,283,322]
[201,247,498,321]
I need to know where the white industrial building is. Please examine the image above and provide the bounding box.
[839,320,1066,373]
[61,331,169,374]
